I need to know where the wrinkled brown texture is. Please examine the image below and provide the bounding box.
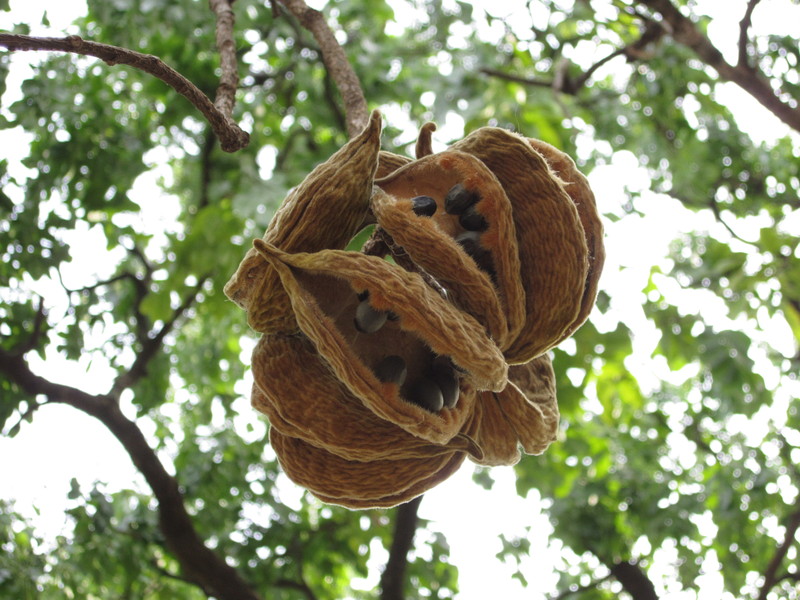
[227,115,603,508]
[450,128,590,364]
[224,110,383,334]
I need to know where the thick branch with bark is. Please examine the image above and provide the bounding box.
[0,348,262,600]
[635,0,800,133]
[608,560,659,600]
[275,0,369,137]
[0,33,249,151]
[380,495,423,600]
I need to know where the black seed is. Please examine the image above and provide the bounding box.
[406,377,444,413]
[411,195,437,217]
[356,290,369,302]
[387,311,400,321]
[431,357,459,409]
[374,355,407,385]
[459,204,488,231]
[455,232,496,280]
[444,184,479,215]
[354,299,388,333]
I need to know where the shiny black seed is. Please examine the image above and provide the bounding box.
[406,377,444,412]
[356,290,369,302]
[354,299,388,333]
[444,184,480,215]
[459,204,489,231]
[411,195,437,217]
[431,357,459,409]
[455,232,496,280]
[374,355,407,385]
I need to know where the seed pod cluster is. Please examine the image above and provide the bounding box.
[226,111,604,509]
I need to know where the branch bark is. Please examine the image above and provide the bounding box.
[0,348,263,600]
[0,33,249,152]
[380,495,423,600]
[209,0,240,119]
[275,0,369,137]
[608,560,659,600]
[757,495,800,600]
[635,0,800,133]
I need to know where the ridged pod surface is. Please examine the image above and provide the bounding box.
[225,114,603,508]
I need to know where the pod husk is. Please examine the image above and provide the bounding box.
[449,128,589,363]
[270,428,467,508]
[250,333,477,460]
[373,151,525,348]
[224,110,383,334]
[525,139,605,340]
[252,240,506,444]
[271,397,483,510]
[469,354,559,465]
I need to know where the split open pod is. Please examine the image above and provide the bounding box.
[225,114,604,508]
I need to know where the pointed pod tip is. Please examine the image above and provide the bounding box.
[252,238,280,261]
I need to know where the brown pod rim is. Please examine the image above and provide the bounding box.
[449,128,589,363]
[250,334,476,461]
[374,150,526,349]
[253,240,506,445]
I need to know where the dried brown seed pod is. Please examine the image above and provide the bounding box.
[449,128,590,363]
[252,239,507,444]
[270,428,470,509]
[525,138,605,340]
[224,110,383,334]
[469,354,559,466]
[250,335,476,461]
[372,151,526,349]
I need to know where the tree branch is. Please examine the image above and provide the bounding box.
[634,0,800,133]
[380,495,423,600]
[111,276,209,397]
[757,495,800,600]
[0,33,249,152]
[275,0,368,137]
[608,560,658,600]
[737,0,761,69]
[208,0,240,119]
[0,348,262,600]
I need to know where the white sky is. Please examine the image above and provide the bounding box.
[1,1,799,599]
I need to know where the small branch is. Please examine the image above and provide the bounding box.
[479,67,555,89]
[634,0,800,133]
[0,348,262,600]
[111,277,209,397]
[13,296,46,355]
[757,495,800,600]
[380,495,423,600]
[737,0,761,69]
[209,0,240,119]
[276,0,368,137]
[0,33,249,151]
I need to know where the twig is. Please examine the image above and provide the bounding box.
[276,0,368,137]
[757,495,800,600]
[13,295,46,355]
[380,495,423,600]
[634,0,800,133]
[111,276,209,397]
[275,578,319,600]
[737,0,761,69]
[208,0,240,119]
[0,33,249,152]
